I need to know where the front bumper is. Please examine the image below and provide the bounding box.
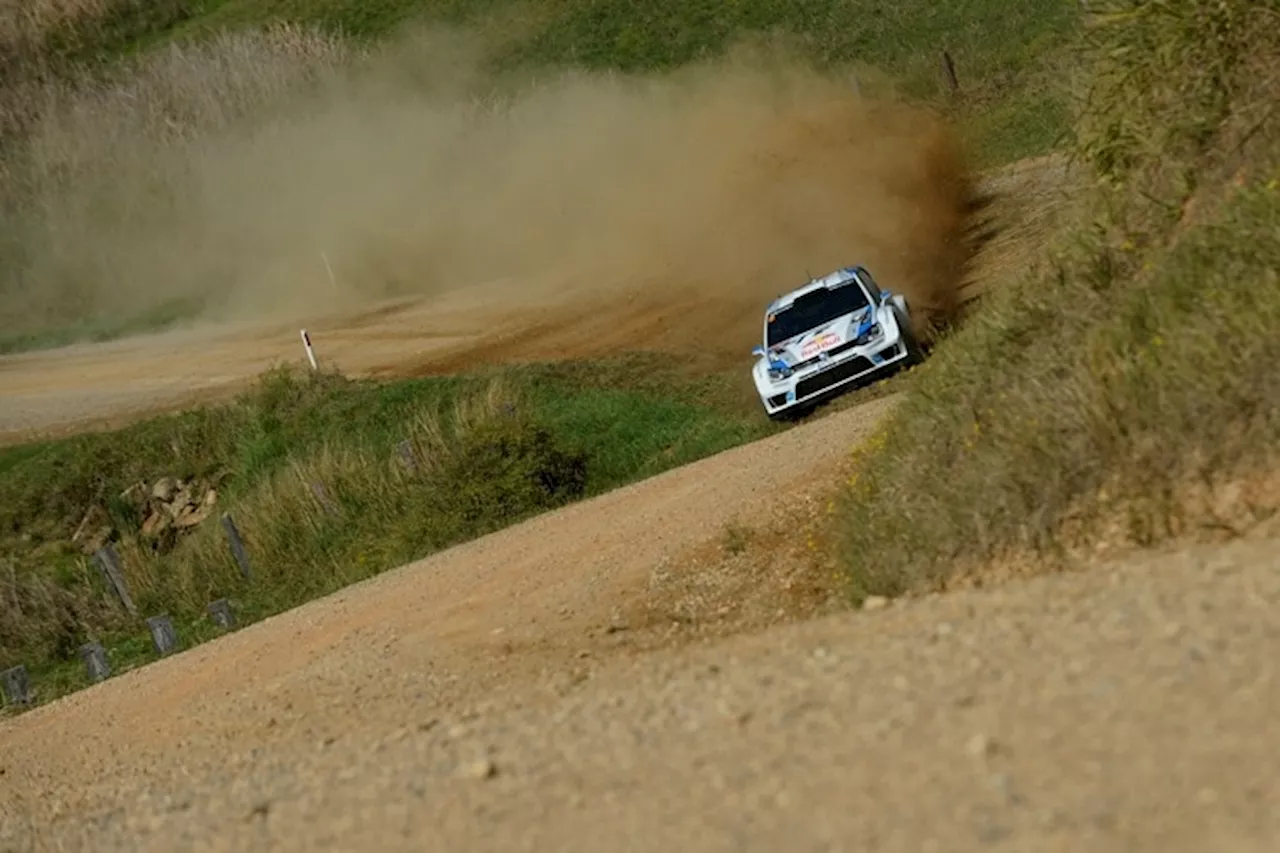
[756,335,909,416]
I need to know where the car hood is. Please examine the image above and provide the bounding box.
[767,306,876,366]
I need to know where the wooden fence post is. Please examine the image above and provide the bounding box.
[92,545,137,616]
[942,50,960,95]
[1,664,31,706]
[207,599,237,630]
[80,642,111,683]
[146,615,179,657]
[220,513,253,580]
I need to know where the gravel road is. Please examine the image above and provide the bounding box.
[2,395,1278,852]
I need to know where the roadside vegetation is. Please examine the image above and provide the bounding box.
[835,0,1280,598]
[0,355,774,704]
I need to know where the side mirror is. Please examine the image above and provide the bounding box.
[752,345,766,358]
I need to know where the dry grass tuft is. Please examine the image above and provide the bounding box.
[0,0,114,55]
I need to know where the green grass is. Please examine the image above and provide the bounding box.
[832,0,1280,600]
[0,354,778,710]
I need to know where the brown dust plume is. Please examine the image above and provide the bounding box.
[1,30,976,366]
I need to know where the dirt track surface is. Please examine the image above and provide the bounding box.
[3,397,1280,852]
[0,285,518,444]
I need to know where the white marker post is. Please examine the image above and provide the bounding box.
[300,329,319,371]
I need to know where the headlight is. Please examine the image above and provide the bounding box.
[767,359,793,381]
[854,323,882,346]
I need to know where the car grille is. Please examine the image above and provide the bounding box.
[795,356,874,399]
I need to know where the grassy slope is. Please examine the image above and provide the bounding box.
[0,355,776,704]
[834,0,1280,599]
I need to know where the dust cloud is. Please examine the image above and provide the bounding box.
[5,28,976,363]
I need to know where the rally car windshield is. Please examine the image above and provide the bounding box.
[766,282,870,346]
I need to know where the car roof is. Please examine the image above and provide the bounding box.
[766,266,867,314]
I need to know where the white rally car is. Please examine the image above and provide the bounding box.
[751,266,922,420]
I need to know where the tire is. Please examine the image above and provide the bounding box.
[902,325,926,366]
[894,307,926,366]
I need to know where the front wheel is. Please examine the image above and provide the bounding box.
[902,325,926,365]
[892,306,926,366]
